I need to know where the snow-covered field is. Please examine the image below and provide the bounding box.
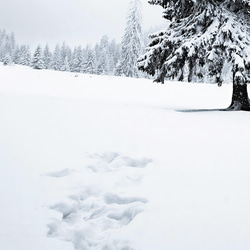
[1,64,250,250]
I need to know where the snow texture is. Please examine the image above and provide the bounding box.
[1,64,250,250]
[47,152,150,250]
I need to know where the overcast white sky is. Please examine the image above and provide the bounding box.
[0,0,166,49]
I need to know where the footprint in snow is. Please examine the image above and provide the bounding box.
[88,152,152,173]
[106,203,145,226]
[47,152,152,250]
[44,168,74,178]
[104,193,148,205]
[89,152,119,164]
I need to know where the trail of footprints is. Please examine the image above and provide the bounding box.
[46,152,152,250]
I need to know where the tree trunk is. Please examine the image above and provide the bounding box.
[227,83,250,111]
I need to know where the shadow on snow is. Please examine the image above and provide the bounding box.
[176,108,230,113]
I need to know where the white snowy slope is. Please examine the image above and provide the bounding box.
[1,64,250,250]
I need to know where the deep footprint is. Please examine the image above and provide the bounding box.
[47,152,151,249]
[107,204,145,225]
[104,193,148,205]
[110,156,152,168]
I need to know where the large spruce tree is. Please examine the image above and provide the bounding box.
[138,0,250,111]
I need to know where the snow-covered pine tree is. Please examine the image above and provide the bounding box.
[15,45,31,66]
[52,44,62,71]
[14,45,21,65]
[60,42,71,72]
[32,45,44,70]
[0,30,16,64]
[96,35,111,75]
[61,56,70,72]
[117,0,143,77]
[84,45,96,74]
[138,0,250,111]
[3,53,11,66]
[23,45,31,66]
[13,45,20,64]
[108,39,120,74]
[71,46,84,73]
[43,44,53,69]
[0,29,8,62]
[9,32,16,55]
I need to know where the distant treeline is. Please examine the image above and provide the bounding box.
[0,29,122,75]
[0,29,154,77]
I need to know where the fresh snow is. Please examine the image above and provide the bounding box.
[1,64,250,250]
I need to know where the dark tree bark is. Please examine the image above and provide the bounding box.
[227,70,250,111]
[228,84,250,111]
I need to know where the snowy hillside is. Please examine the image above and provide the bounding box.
[1,64,250,250]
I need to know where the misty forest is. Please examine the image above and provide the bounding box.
[0,0,146,78]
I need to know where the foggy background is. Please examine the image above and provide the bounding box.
[0,0,165,48]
